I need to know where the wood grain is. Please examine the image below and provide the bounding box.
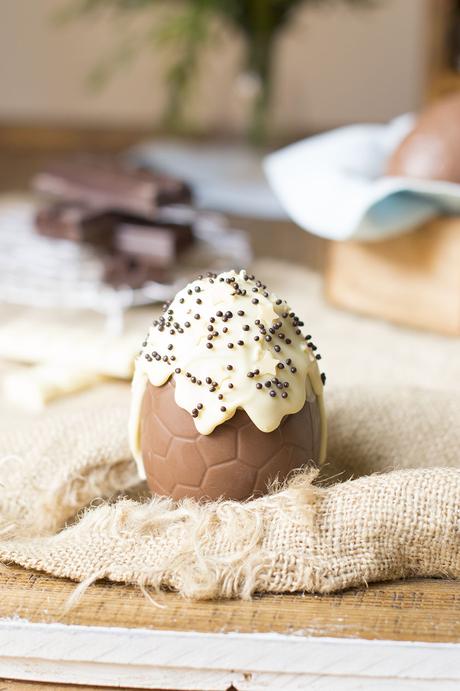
[0,681,138,691]
[1,566,459,645]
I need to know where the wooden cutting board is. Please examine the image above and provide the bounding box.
[0,566,459,690]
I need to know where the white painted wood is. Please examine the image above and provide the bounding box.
[0,620,458,690]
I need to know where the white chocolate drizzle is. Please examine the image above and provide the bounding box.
[129,269,327,476]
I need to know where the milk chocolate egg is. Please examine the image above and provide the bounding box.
[139,379,322,501]
[386,93,460,183]
[129,269,326,501]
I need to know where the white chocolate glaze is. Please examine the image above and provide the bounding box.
[129,269,327,476]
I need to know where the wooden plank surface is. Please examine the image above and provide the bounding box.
[0,681,137,691]
[1,566,459,644]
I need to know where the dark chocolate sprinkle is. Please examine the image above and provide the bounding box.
[282,392,288,399]
[256,382,262,389]
[175,367,181,374]
[220,405,227,412]
[237,310,244,316]
[192,409,198,418]
[243,325,250,331]
[206,343,213,349]
[269,390,276,397]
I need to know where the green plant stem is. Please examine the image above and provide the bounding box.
[244,0,277,146]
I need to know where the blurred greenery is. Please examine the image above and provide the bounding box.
[59,0,377,144]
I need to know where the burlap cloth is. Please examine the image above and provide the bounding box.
[0,259,459,599]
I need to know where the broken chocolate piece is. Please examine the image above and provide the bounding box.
[35,203,116,245]
[32,161,192,218]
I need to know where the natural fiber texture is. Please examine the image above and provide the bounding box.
[1,258,459,598]
[0,385,459,598]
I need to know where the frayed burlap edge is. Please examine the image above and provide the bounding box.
[1,467,459,601]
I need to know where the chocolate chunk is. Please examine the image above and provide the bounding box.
[35,203,116,245]
[32,160,192,218]
[103,254,171,288]
[114,220,193,268]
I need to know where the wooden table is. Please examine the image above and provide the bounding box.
[0,566,459,690]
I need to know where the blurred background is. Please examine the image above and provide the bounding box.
[0,0,449,262]
[0,0,459,413]
[0,0,429,135]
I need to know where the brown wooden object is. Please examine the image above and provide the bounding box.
[325,216,460,336]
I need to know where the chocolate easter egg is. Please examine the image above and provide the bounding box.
[129,269,327,501]
[139,379,321,501]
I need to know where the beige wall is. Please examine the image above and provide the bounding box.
[0,0,429,135]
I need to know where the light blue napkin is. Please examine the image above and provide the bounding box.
[264,114,460,241]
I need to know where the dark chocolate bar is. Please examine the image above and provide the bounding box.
[32,161,192,218]
[103,254,171,288]
[114,214,193,265]
[35,203,116,245]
